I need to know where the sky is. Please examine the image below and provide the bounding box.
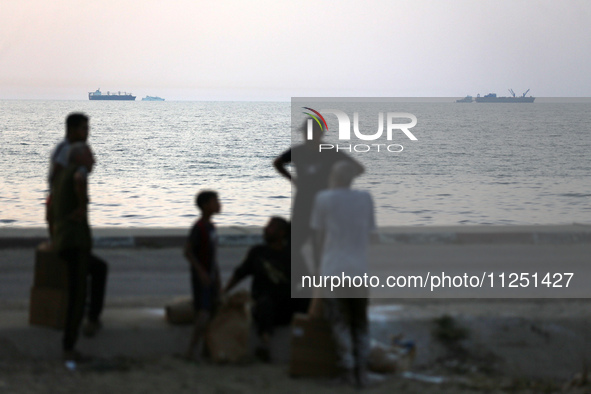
[1,0,590,100]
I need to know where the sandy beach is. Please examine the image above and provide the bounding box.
[2,225,591,393]
[3,354,591,394]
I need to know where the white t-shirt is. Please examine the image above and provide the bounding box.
[310,188,376,277]
[48,139,70,187]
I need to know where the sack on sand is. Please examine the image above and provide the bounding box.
[368,338,416,374]
[289,313,339,377]
[205,290,251,363]
[165,297,195,325]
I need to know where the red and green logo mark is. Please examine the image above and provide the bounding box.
[302,107,329,132]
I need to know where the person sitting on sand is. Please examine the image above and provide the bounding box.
[184,190,222,361]
[224,216,292,362]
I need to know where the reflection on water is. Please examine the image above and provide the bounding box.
[1,100,591,227]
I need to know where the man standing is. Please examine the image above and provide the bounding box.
[47,113,89,239]
[273,119,363,304]
[52,142,108,362]
[309,160,376,387]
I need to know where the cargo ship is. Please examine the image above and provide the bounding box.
[88,89,136,101]
[475,89,535,103]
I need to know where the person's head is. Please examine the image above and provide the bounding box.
[329,160,357,189]
[68,142,95,173]
[264,216,290,245]
[195,190,221,216]
[300,118,325,144]
[66,113,89,143]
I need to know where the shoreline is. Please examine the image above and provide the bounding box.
[1,224,590,248]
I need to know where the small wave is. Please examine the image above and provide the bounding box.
[560,193,591,198]
[0,219,16,224]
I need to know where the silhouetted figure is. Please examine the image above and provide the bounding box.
[47,113,89,240]
[309,161,375,388]
[52,142,108,362]
[184,190,222,360]
[274,119,364,300]
[224,216,292,362]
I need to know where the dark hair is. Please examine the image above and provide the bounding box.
[270,216,290,241]
[195,190,218,210]
[66,113,89,135]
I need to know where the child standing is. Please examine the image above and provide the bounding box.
[184,190,222,360]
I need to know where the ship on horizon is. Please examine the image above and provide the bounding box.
[456,95,473,103]
[141,95,165,101]
[88,89,136,101]
[475,89,535,103]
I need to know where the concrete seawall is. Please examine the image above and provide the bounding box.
[1,224,590,248]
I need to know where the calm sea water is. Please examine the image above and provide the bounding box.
[1,100,590,228]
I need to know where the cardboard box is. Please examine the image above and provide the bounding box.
[289,313,339,377]
[29,286,67,329]
[165,297,195,325]
[33,242,68,289]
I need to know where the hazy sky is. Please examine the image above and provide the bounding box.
[1,0,590,100]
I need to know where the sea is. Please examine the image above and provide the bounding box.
[1,99,590,228]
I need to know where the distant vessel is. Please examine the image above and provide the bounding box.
[475,89,535,103]
[141,96,165,101]
[456,95,473,103]
[88,89,136,101]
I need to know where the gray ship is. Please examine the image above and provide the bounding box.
[141,96,165,101]
[88,89,136,101]
[475,89,535,103]
[456,95,473,103]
